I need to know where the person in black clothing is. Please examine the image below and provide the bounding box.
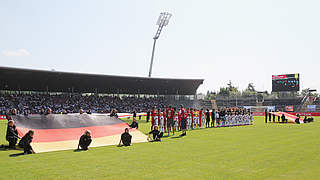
[129,118,139,129]
[281,114,287,123]
[272,112,275,123]
[148,126,163,142]
[146,110,150,123]
[86,109,92,114]
[303,116,307,123]
[110,109,118,118]
[6,120,19,149]
[268,111,272,122]
[265,109,268,123]
[132,110,137,119]
[277,112,280,122]
[211,109,215,127]
[118,128,132,146]
[205,109,210,128]
[77,130,92,150]
[18,130,35,154]
[304,116,314,123]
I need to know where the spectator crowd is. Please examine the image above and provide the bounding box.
[0,93,168,115]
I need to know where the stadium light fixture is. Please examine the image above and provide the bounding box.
[148,12,172,78]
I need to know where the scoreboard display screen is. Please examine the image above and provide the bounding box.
[272,74,300,92]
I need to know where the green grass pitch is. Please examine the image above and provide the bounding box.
[0,116,319,180]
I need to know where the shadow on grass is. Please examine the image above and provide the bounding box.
[73,149,89,152]
[170,136,184,139]
[9,153,25,157]
[0,145,23,151]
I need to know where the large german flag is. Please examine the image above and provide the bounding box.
[12,114,147,153]
[270,112,304,123]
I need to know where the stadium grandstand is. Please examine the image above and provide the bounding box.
[0,66,204,115]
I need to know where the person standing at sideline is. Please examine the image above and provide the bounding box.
[166,106,174,136]
[211,109,215,127]
[179,105,187,136]
[146,110,150,123]
[205,109,210,128]
[151,107,157,130]
[265,109,268,123]
[272,112,275,123]
[268,110,272,122]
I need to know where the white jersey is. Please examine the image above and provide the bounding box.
[231,115,236,125]
[187,116,192,128]
[160,115,164,127]
[201,114,205,127]
[154,116,159,126]
[174,115,179,127]
[195,116,199,125]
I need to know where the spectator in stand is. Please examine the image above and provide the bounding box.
[0,93,169,115]
[45,108,52,115]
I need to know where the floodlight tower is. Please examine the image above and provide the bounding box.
[148,12,172,78]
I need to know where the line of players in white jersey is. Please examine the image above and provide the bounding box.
[216,112,253,127]
[152,108,253,133]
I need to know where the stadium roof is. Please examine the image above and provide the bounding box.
[0,66,203,95]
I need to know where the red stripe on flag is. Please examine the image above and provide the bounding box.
[17,123,135,143]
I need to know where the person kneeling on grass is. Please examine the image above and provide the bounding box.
[77,130,92,150]
[147,126,163,142]
[129,118,139,129]
[18,130,35,154]
[6,120,20,149]
[118,128,132,146]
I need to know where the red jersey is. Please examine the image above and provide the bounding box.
[180,108,187,119]
[151,109,157,123]
[157,111,161,125]
[166,108,174,119]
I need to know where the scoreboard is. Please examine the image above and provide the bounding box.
[272,74,300,92]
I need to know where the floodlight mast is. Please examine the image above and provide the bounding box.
[148,12,172,78]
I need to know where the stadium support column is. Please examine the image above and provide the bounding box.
[148,39,157,78]
[148,12,172,78]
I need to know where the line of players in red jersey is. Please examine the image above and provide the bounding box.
[150,105,207,136]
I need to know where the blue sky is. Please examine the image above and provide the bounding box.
[1,0,319,93]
